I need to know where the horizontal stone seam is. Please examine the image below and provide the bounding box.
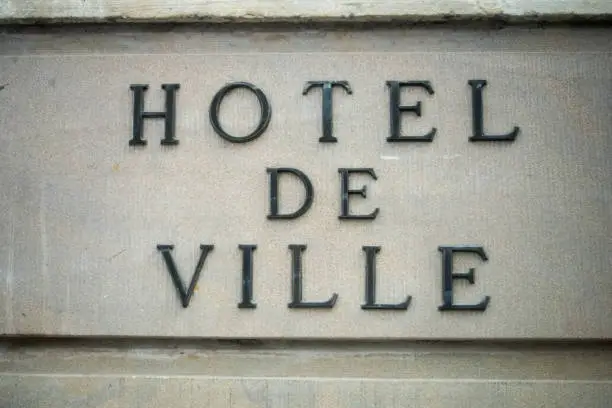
[1,374,612,383]
[2,52,612,58]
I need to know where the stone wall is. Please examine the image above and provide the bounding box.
[0,2,610,408]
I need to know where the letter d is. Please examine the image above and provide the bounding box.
[267,168,314,219]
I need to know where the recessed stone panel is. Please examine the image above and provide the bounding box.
[0,28,610,339]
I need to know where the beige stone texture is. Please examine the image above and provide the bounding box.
[1,0,611,23]
[0,27,611,339]
[1,341,611,407]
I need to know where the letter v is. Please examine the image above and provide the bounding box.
[157,244,214,308]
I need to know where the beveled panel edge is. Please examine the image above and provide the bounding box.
[1,26,612,55]
[1,337,611,380]
[1,0,612,25]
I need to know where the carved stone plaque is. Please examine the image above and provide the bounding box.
[0,28,610,339]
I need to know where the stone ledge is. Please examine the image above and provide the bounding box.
[1,0,611,24]
[2,341,612,379]
[2,340,611,407]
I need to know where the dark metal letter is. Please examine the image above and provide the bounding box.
[130,84,180,146]
[209,82,271,143]
[238,244,257,309]
[338,168,379,220]
[267,168,314,219]
[302,81,353,143]
[468,80,520,141]
[438,246,491,311]
[157,244,214,308]
[288,245,338,308]
[362,246,411,310]
[386,81,436,142]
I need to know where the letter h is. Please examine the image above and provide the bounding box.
[129,83,180,146]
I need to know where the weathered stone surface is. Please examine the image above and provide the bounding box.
[3,375,611,408]
[1,341,611,407]
[1,0,611,23]
[0,28,610,339]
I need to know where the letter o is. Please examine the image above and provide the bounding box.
[209,82,271,143]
